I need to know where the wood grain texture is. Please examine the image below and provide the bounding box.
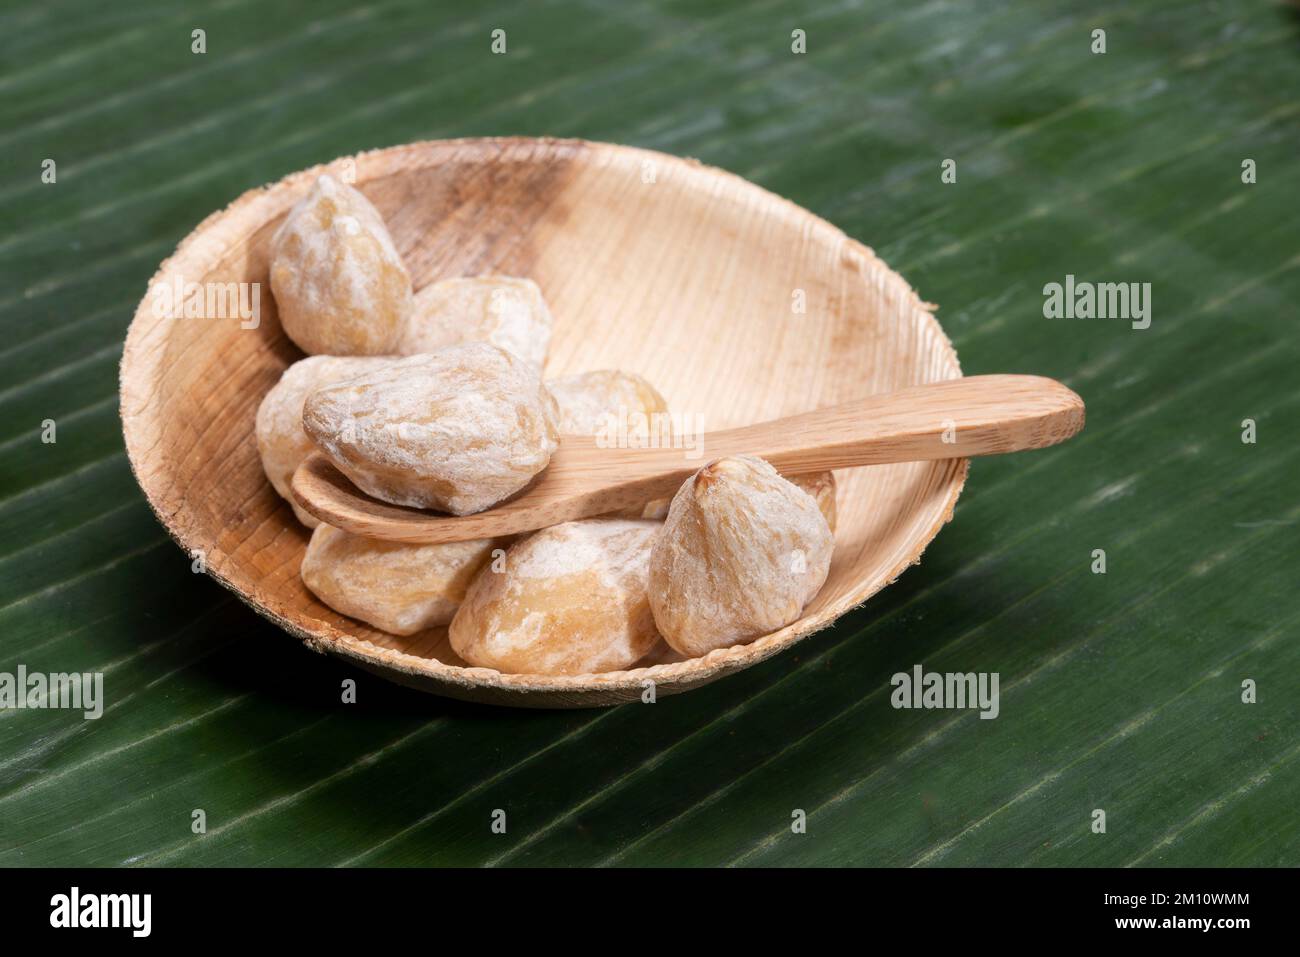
[294,375,1084,543]
[121,136,971,707]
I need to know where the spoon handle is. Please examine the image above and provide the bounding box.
[701,374,1084,473]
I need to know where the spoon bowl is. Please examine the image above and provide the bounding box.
[124,137,990,707]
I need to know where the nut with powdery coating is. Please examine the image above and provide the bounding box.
[301,524,499,635]
[399,275,553,369]
[648,455,833,657]
[450,519,664,675]
[255,355,397,527]
[790,470,837,533]
[302,344,560,515]
[548,369,673,520]
[269,174,413,355]
[641,469,838,528]
[547,369,669,439]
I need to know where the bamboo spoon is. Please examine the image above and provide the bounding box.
[292,374,1084,544]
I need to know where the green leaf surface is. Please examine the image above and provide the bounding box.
[1,0,1296,866]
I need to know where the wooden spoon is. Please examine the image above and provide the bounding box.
[291,374,1084,544]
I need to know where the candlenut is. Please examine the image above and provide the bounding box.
[301,524,499,635]
[302,343,561,515]
[547,369,669,439]
[641,469,837,526]
[789,470,837,533]
[399,275,553,370]
[450,519,664,675]
[269,174,413,356]
[255,355,397,527]
[648,455,833,657]
[548,369,673,520]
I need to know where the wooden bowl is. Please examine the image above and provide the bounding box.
[120,137,965,708]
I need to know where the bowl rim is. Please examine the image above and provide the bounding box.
[119,135,967,700]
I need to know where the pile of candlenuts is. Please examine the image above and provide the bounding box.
[257,174,835,676]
